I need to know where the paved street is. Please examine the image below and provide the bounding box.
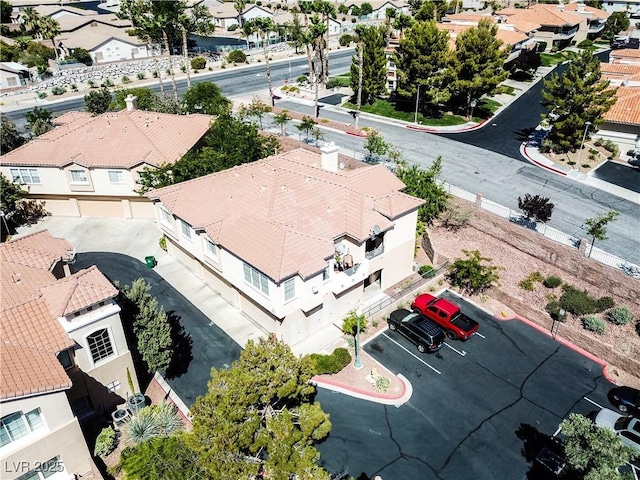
[317,292,615,479]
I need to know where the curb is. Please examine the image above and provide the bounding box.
[313,373,413,406]
[520,143,568,176]
[406,117,491,134]
[496,313,618,386]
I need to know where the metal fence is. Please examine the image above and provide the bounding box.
[361,261,449,319]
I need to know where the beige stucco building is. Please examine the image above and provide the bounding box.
[1,231,140,479]
[147,144,423,346]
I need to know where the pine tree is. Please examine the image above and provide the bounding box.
[188,334,332,480]
[349,25,387,104]
[395,20,452,111]
[541,51,617,153]
[450,20,508,116]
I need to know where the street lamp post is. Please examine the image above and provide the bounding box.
[288,54,292,81]
[576,121,592,167]
[414,84,420,124]
[354,314,363,370]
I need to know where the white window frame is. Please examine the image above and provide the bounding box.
[9,168,40,184]
[243,263,269,295]
[69,169,88,184]
[180,220,192,240]
[86,327,116,366]
[284,277,295,302]
[107,380,121,393]
[160,208,173,226]
[0,409,44,447]
[204,238,217,259]
[107,170,125,184]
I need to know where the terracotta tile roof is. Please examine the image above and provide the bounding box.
[54,13,132,33]
[0,262,55,311]
[438,23,528,48]
[611,48,640,60]
[60,24,146,50]
[1,110,213,169]
[1,299,74,354]
[500,4,584,27]
[148,148,423,282]
[34,5,98,16]
[0,230,74,271]
[604,87,640,126]
[39,265,118,317]
[600,63,640,82]
[563,2,609,19]
[0,344,71,401]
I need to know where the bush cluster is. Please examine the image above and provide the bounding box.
[518,271,544,291]
[51,86,66,95]
[94,426,117,458]
[606,306,633,326]
[543,275,562,288]
[582,315,605,334]
[558,285,614,316]
[191,57,206,70]
[227,49,246,64]
[545,297,564,321]
[419,265,435,278]
[339,34,354,46]
[309,348,351,374]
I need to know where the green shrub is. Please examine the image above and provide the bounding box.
[342,310,367,336]
[577,39,593,48]
[102,78,113,87]
[308,348,351,374]
[589,148,599,155]
[594,296,615,313]
[227,49,246,63]
[152,70,158,78]
[419,265,435,278]
[606,306,633,326]
[296,74,308,84]
[559,285,596,316]
[543,275,562,288]
[37,91,48,99]
[159,236,167,251]
[582,315,605,334]
[191,56,206,70]
[545,298,565,321]
[94,426,117,458]
[122,75,131,84]
[71,84,78,91]
[519,278,536,291]
[137,72,145,80]
[51,86,66,95]
[227,23,238,31]
[339,34,353,46]
[374,375,390,392]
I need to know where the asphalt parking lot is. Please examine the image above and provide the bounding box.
[317,291,617,480]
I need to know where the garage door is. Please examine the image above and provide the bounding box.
[171,241,201,275]
[77,199,124,217]
[130,199,155,219]
[37,197,80,217]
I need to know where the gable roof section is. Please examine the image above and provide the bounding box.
[148,148,423,282]
[39,265,118,317]
[0,230,74,271]
[1,110,212,169]
[500,4,584,27]
[60,24,146,50]
[54,13,132,33]
[603,87,640,126]
[563,2,609,20]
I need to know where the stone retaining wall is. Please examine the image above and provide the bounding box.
[467,205,640,304]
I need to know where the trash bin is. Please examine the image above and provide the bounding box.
[145,256,157,268]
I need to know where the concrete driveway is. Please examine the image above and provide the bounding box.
[316,291,614,479]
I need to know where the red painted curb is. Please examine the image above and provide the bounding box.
[346,130,367,137]
[312,374,408,400]
[496,313,618,385]
[521,145,568,176]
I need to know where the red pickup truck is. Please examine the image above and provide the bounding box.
[410,294,479,340]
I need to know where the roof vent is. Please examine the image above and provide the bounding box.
[12,274,21,284]
[320,142,340,173]
[125,94,138,111]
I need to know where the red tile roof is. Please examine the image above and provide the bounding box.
[604,87,640,126]
[0,110,213,169]
[500,4,584,27]
[148,148,424,282]
[0,230,117,400]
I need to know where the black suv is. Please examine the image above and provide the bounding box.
[387,309,446,353]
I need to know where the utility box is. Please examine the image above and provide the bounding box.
[145,256,157,268]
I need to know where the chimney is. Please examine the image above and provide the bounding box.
[125,94,138,111]
[320,142,340,173]
[577,1,585,12]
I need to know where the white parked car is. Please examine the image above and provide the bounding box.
[594,408,640,453]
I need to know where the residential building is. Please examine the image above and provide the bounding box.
[611,47,640,65]
[0,100,212,218]
[346,0,410,19]
[147,144,423,346]
[1,230,140,479]
[563,2,609,37]
[597,0,640,16]
[598,63,640,156]
[0,62,31,90]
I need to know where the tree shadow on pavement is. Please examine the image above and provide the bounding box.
[516,423,570,480]
[164,310,193,380]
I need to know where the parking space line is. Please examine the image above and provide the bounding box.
[583,396,605,410]
[474,332,486,339]
[382,333,442,375]
[444,342,467,356]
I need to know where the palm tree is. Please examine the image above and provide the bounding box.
[38,17,61,64]
[312,0,336,88]
[384,7,397,47]
[179,3,214,88]
[234,0,247,27]
[299,1,315,87]
[150,1,182,100]
[393,13,413,39]
[245,18,277,105]
[21,7,41,36]
[118,0,165,94]
[309,15,327,116]
[354,25,365,127]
